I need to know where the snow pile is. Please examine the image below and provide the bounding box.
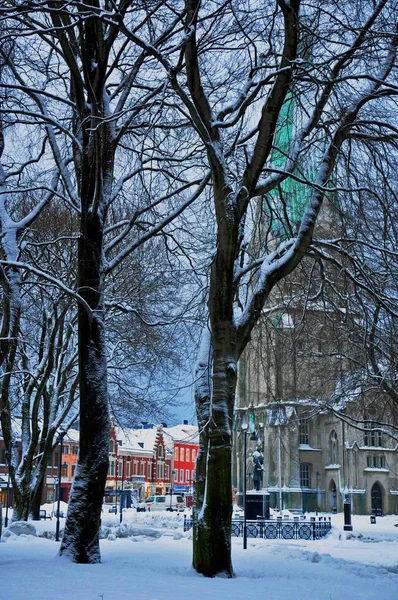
[1,511,398,600]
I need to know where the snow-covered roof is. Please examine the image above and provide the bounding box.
[266,405,296,426]
[163,424,199,445]
[0,424,80,443]
[114,425,161,453]
[64,429,79,443]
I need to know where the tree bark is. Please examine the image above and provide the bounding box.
[58,6,113,562]
[59,206,110,562]
[30,478,44,521]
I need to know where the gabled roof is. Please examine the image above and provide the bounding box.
[163,424,199,445]
[114,425,162,453]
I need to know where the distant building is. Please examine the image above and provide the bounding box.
[107,422,172,503]
[0,421,199,509]
[233,302,398,516]
[163,421,199,496]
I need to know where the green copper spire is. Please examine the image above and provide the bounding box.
[267,91,309,236]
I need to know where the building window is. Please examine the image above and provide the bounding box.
[165,465,169,480]
[147,463,152,478]
[72,464,76,476]
[180,448,184,462]
[61,464,68,478]
[180,469,184,483]
[118,461,123,477]
[364,423,383,447]
[157,463,164,479]
[192,449,196,462]
[158,445,163,458]
[63,445,70,455]
[109,440,114,453]
[133,461,138,475]
[140,462,145,476]
[186,469,189,481]
[186,449,190,462]
[300,463,311,488]
[108,461,115,477]
[174,448,178,461]
[299,420,309,445]
[72,446,78,455]
[367,455,386,469]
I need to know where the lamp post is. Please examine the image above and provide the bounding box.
[4,468,11,528]
[119,457,124,524]
[114,439,123,516]
[4,440,15,528]
[169,469,176,511]
[55,431,67,542]
[241,415,258,550]
[242,419,248,550]
[52,478,57,516]
[115,452,118,515]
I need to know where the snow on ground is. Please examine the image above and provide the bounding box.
[1,509,398,600]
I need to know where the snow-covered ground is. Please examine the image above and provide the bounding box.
[1,508,398,600]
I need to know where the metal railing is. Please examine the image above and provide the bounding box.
[183,515,332,540]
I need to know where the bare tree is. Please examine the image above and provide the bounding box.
[0,0,206,561]
[1,0,396,576]
[123,0,397,576]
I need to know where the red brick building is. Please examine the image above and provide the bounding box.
[0,421,198,509]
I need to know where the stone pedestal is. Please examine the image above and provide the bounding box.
[245,491,270,520]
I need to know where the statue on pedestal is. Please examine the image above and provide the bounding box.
[252,448,264,491]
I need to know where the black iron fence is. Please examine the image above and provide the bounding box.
[183,516,332,540]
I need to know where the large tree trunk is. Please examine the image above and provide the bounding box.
[30,477,45,520]
[193,398,234,576]
[59,210,110,563]
[192,326,212,571]
[193,318,237,577]
[57,5,114,562]
[12,492,31,521]
[11,470,32,521]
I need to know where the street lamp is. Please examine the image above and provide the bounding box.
[4,440,15,528]
[169,469,176,511]
[114,439,123,517]
[114,445,119,515]
[119,453,125,524]
[55,431,67,542]
[241,415,257,550]
[4,468,11,528]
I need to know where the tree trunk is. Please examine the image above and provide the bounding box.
[12,480,31,521]
[59,209,110,563]
[193,320,236,577]
[56,5,114,562]
[31,476,45,520]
